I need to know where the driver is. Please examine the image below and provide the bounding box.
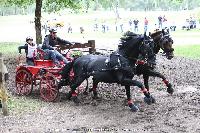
[42,28,73,85]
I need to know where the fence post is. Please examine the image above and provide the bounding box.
[88,40,96,54]
[0,53,9,116]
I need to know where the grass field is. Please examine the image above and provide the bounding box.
[174,44,200,59]
[0,42,21,55]
[1,42,200,59]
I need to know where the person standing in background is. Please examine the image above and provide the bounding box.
[158,15,163,29]
[162,15,168,29]
[133,18,139,32]
[144,17,148,33]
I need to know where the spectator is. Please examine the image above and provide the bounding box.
[158,15,163,29]
[129,19,132,27]
[102,20,106,33]
[67,23,72,33]
[133,19,139,32]
[162,15,168,29]
[93,18,98,31]
[115,19,118,32]
[144,17,149,33]
[80,27,84,34]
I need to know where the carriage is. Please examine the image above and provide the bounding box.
[15,40,96,102]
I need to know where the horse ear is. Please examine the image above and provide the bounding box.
[144,32,147,37]
[149,32,151,36]
[167,28,169,33]
[162,29,164,33]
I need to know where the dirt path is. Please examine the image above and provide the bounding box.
[0,55,200,133]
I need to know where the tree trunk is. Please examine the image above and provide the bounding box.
[112,1,120,19]
[35,0,42,44]
[94,0,98,11]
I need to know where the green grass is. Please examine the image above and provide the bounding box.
[1,42,200,59]
[171,29,200,38]
[0,42,21,55]
[174,44,200,59]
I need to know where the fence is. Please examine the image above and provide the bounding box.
[57,40,96,54]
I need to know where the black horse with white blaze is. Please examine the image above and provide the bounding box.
[68,32,155,111]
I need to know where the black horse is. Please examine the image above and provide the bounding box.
[68,32,155,111]
[136,29,174,100]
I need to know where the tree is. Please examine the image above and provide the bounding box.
[35,0,42,44]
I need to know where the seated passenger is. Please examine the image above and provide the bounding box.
[18,36,37,66]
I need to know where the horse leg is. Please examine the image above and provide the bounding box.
[69,76,86,105]
[143,74,156,104]
[121,78,153,110]
[83,78,89,95]
[147,69,174,94]
[143,74,150,91]
[125,85,139,112]
[91,80,102,101]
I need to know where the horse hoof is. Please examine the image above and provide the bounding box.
[72,96,80,105]
[66,92,72,100]
[91,100,98,106]
[151,96,156,104]
[83,91,88,95]
[144,96,154,105]
[130,104,139,112]
[167,87,174,94]
[93,96,102,101]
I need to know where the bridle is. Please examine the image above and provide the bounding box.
[153,32,173,53]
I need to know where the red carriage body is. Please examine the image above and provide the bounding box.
[15,53,77,102]
[15,55,64,102]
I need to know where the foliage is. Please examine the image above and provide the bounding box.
[43,0,81,13]
[1,0,200,16]
[83,0,200,11]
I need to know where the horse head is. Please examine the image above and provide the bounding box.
[150,29,174,60]
[118,31,155,63]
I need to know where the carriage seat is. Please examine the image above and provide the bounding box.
[36,48,49,60]
[34,60,55,67]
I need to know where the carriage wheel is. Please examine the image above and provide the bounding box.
[15,69,33,95]
[39,73,59,102]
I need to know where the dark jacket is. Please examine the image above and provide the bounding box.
[42,35,72,50]
[18,43,28,55]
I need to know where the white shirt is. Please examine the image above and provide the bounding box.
[27,44,37,58]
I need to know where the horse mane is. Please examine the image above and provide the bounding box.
[119,31,141,46]
[150,30,162,38]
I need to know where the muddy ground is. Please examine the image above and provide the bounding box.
[0,55,200,133]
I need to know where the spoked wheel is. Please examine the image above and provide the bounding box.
[39,73,59,102]
[15,69,33,95]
